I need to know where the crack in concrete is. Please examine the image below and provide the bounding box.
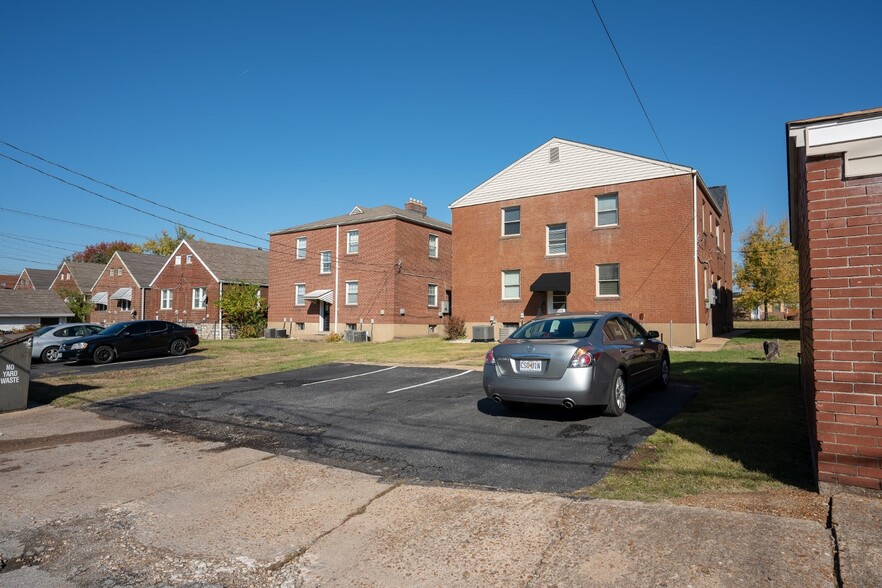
[267,480,404,573]
[523,504,567,588]
[826,496,844,588]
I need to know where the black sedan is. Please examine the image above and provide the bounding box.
[60,320,199,364]
[483,312,669,416]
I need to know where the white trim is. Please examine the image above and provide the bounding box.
[596,263,620,297]
[693,172,701,342]
[295,283,306,306]
[595,193,619,227]
[345,280,358,305]
[546,223,567,256]
[501,269,520,300]
[149,240,221,287]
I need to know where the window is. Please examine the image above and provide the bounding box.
[428,234,439,258]
[547,223,567,255]
[345,281,358,305]
[715,220,720,247]
[295,283,306,306]
[502,270,520,300]
[428,284,438,307]
[551,291,567,312]
[596,193,618,227]
[347,230,359,254]
[186,254,193,264]
[597,263,620,297]
[296,237,307,259]
[502,206,520,236]
[192,287,206,309]
[175,255,182,265]
[117,298,132,312]
[320,251,331,274]
[346,323,357,331]
[117,267,123,277]
[161,289,173,310]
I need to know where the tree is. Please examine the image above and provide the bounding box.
[141,225,195,256]
[734,212,799,319]
[66,241,141,265]
[215,282,267,338]
[56,285,93,322]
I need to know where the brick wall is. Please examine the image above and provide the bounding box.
[802,153,882,496]
[88,265,147,325]
[149,243,222,332]
[452,175,726,346]
[268,217,452,340]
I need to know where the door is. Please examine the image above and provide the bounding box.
[617,317,655,385]
[319,302,331,332]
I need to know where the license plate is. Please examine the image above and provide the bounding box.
[519,360,543,373]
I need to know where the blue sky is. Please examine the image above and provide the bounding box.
[2,0,880,274]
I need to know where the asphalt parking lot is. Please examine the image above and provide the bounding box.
[30,352,206,377]
[90,363,697,493]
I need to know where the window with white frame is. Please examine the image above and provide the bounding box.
[345,281,358,305]
[597,263,620,297]
[320,251,331,274]
[117,298,131,311]
[547,223,567,255]
[174,255,181,265]
[192,287,207,309]
[186,254,192,264]
[596,193,619,227]
[502,270,520,300]
[295,283,306,306]
[427,284,438,307]
[161,289,173,310]
[428,234,439,258]
[116,267,123,277]
[347,230,359,254]
[502,206,520,236]
[296,237,307,259]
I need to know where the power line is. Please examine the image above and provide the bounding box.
[0,206,151,239]
[0,254,58,266]
[0,231,87,248]
[0,139,267,244]
[0,232,79,252]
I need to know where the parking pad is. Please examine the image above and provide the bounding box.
[90,363,697,493]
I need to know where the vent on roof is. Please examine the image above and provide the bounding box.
[349,206,364,215]
[549,146,560,163]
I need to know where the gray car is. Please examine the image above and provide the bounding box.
[483,312,670,416]
[31,323,104,362]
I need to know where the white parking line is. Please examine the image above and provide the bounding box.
[301,365,398,386]
[385,370,472,394]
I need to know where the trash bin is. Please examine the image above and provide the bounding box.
[264,328,277,339]
[0,335,32,412]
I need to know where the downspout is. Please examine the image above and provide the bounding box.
[219,282,224,340]
[334,224,339,333]
[140,287,146,320]
[692,171,701,343]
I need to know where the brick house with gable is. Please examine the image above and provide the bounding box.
[88,251,168,325]
[268,199,452,341]
[449,138,733,347]
[149,240,269,340]
[49,261,104,296]
[13,268,56,290]
[787,107,882,496]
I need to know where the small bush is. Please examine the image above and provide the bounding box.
[325,332,343,343]
[444,315,466,340]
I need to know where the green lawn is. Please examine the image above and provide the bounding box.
[580,324,815,501]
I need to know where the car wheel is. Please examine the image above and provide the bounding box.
[169,338,189,356]
[603,369,626,417]
[41,346,61,363]
[93,345,115,365]
[658,356,670,389]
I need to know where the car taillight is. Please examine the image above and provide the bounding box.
[570,347,601,368]
[485,350,496,365]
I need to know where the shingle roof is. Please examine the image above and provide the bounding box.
[0,275,17,289]
[62,262,105,293]
[22,268,58,290]
[0,290,73,318]
[270,204,452,235]
[115,252,168,288]
[707,186,728,211]
[188,241,269,285]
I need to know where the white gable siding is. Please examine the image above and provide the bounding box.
[450,138,693,208]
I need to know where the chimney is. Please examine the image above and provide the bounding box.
[405,198,427,216]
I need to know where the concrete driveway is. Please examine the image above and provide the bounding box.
[88,363,698,493]
[0,405,854,587]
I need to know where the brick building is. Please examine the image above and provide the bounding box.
[267,199,452,341]
[13,268,56,290]
[449,138,733,347]
[88,251,168,325]
[49,261,104,296]
[149,240,269,340]
[787,107,882,496]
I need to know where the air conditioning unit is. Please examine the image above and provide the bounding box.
[497,326,516,341]
[472,325,494,342]
[345,330,368,343]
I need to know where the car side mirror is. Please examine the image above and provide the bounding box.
[645,330,660,339]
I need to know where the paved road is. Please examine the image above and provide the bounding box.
[30,352,206,377]
[90,363,697,493]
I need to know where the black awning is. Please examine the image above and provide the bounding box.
[530,272,571,293]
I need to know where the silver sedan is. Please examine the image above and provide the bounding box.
[31,323,104,362]
[483,312,669,416]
